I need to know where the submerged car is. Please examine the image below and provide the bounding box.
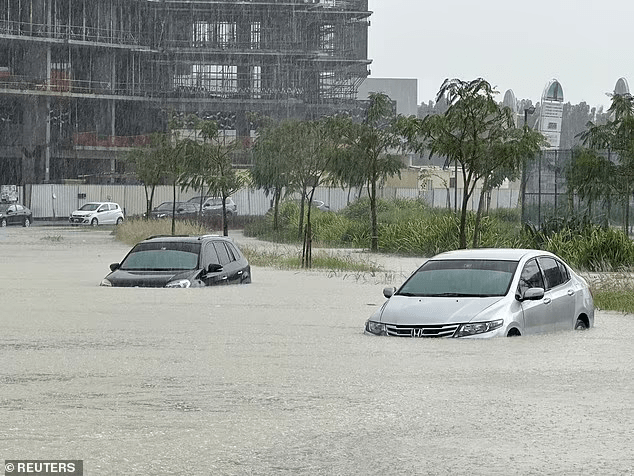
[100,234,251,288]
[70,202,124,226]
[365,249,594,338]
[0,203,32,227]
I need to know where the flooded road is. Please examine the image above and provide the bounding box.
[1,227,632,475]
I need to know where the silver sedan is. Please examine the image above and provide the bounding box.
[365,249,594,338]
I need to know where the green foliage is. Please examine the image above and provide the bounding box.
[246,197,634,272]
[593,290,634,314]
[404,77,545,248]
[113,217,208,246]
[540,226,634,271]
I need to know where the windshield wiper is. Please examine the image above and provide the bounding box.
[427,292,483,297]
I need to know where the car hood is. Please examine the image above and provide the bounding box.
[72,210,95,216]
[378,295,504,325]
[105,269,198,288]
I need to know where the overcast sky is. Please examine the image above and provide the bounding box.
[367,0,632,110]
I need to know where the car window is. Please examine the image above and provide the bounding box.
[98,205,107,212]
[226,242,239,261]
[204,242,220,266]
[8,205,16,212]
[213,242,231,266]
[518,258,544,295]
[398,259,518,297]
[120,242,201,271]
[557,260,570,283]
[537,257,565,290]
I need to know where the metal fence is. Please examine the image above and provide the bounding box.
[523,149,631,229]
[15,183,523,220]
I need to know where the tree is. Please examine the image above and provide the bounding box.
[404,78,544,248]
[157,116,198,235]
[290,118,341,267]
[126,132,166,218]
[251,120,299,231]
[332,93,404,252]
[182,119,243,236]
[579,93,634,233]
[565,148,615,223]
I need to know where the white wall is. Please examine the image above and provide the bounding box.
[25,184,521,219]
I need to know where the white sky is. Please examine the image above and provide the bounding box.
[367,0,632,110]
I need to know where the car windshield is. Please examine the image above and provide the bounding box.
[79,203,100,211]
[120,242,201,271]
[155,202,176,211]
[397,259,518,297]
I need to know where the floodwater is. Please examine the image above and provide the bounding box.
[0,226,632,475]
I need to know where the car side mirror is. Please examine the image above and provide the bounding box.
[517,287,545,301]
[110,263,120,271]
[207,263,223,273]
[383,287,396,298]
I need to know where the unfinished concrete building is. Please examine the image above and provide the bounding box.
[0,0,371,185]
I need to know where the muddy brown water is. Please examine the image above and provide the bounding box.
[1,227,632,475]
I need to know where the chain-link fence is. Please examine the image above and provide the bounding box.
[522,148,631,230]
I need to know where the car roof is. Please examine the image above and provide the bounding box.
[429,248,554,262]
[141,234,233,244]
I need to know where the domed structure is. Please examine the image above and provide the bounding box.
[503,89,517,113]
[542,79,564,102]
[614,77,630,96]
[538,79,564,149]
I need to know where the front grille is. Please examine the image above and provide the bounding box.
[386,323,460,338]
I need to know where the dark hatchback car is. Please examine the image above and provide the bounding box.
[149,201,199,220]
[100,235,251,288]
[0,203,32,227]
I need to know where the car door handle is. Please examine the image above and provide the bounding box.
[237,271,243,275]
[543,297,552,305]
[567,289,575,296]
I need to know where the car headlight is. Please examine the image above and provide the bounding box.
[365,320,386,336]
[165,279,191,288]
[100,279,112,287]
[455,319,504,337]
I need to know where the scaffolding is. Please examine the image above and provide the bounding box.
[0,0,371,184]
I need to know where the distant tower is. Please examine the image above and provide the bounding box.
[538,79,564,149]
[502,89,519,126]
[614,77,630,96]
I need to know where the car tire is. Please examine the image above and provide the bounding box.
[23,217,31,227]
[116,217,123,225]
[574,318,588,330]
[91,218,98,226]
[507,328,521,337]
[0,218,6,227]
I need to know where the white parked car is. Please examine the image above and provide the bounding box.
[365,248,594,338]
[69,202,124,226]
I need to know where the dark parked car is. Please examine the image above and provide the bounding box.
[100,234,251,288]
[0,203,32,227]
[188,196,238,217]
[149,202,199,220]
